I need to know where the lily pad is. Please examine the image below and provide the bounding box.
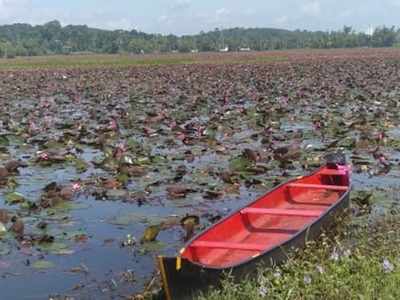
[0,223,7,235]
[5,192,26,205]
[38,242,70,255]
[0,136,9,146]
[141,225,161,242]
[0,242,11,256]
[109,214,144,226]
[71,158,89,173]
[106,189,128,200]
[109,212,163,226]
[139,241,166,253]
[229,155,254,173]
[32,260,55,270]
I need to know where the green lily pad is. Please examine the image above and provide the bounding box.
[19,200,38,210]
[139,241,166,253]
[0,241,11,256]
[5,177,19,190]
[42,141,65,150]
[71,158,89,173]
[141,225,161,242]
[54,201,89,211]
[109,212,163,226]
[0,136,9,146]
[116,173,130,185]
[229,155,253,172]
[38,242,69,255]
[64,229,88,240]
[46,202,89,216]
[106,189,128,200]
[0,223,7,235]
[32,260,55,270]
[109,213,147,226]
[5,192,26,205]
[136,156,151,165]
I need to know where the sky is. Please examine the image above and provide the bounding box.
[0,0,399,35]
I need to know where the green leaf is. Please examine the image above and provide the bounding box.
[139,241,166,253]
[72,158,89,173]
[229,155,253,172]
[109,212,163,226]
[116,173,130,185]
[0,241,11,256]
[0,223,7,235]
[106,189,128,200]
[5,192,26,205]
[32,260,55,269]
[141,225,161,242]
[38,242,69,255]
[0,136,9,146]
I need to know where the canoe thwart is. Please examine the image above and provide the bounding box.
[240,207,322,217]
[190,241,265,251]
[319,169,347,176]
[287,183,348,191]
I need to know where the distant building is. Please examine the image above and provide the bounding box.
[219,47,229,52]
[191,49,199,53]
[239,47,251,52]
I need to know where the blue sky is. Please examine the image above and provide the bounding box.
[0,0,399,35]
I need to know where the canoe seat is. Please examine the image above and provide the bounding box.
[241,208,321,217]
[287,183,348,191]
[190,241,265,251]
[319,169,347,176]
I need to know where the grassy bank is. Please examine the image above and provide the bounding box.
[0,52,288,70]
[197,214,400,300]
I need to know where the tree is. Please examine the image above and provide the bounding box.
[0,20,398,57]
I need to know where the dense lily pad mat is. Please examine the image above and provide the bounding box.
[197,214,400,300]
[0,52,291,71]
[0,49,400,299]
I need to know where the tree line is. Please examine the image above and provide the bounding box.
[0,20,399,58]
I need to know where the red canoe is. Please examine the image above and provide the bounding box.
[158,161,351,299]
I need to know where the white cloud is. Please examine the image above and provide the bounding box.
[244,8,256,16]
[212,8,231,25]
[339,9,353,18]
[216,8,229,17]
[158,15,173,25]
[103,18,135,31]
[275,16,289,26]
[169,0,191,11]
[0,0,32,20]
[300,0,321,17]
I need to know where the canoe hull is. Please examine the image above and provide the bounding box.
[159,190,350,299]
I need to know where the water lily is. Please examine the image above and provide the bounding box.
[383,258,394,273]
[273,271,282,278]
[316,265,325,274]
[303,274,312,285]
[343,249,351,258]
[72,182,82,192]
[330,249,340,261]
[259,285,268,297]
[37,151,49,161]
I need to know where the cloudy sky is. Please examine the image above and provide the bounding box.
[0,0,399,35]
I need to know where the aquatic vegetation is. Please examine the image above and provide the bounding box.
[0,49,400,298]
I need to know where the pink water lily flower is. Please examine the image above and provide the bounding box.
[72,183,82,192]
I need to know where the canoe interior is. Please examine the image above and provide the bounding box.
[181,166,350,268]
